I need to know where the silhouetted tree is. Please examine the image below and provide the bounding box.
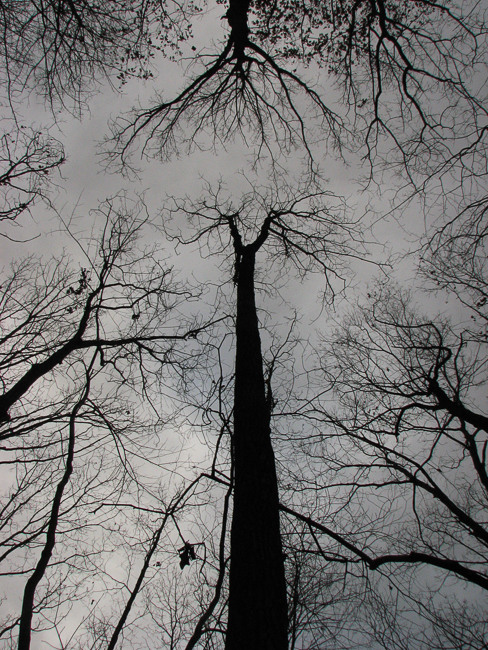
[282,280,488,647]
[0,0,193,112]
[0,198,219,650]
[251,0,488,178]
[1,1,487,647]
[162,177,366,649]
[0,126,64,232]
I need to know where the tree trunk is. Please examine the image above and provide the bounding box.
[226,249,288,650]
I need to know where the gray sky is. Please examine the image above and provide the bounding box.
[1,3,484,648]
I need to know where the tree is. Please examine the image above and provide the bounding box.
[2,0,485,177]
[0,0,194,229]
[420,191,488,331]
[0,0,194,112]
[161,177,366,649]
[0,198,219,650]
[0,196,213,426]
[1,0,487,647]
[288,279,488,644]
[108,0,344,168]
[251,0,488,178]
[107,0,488,188]
[0,126,64,231]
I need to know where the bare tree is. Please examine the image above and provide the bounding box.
[420,191,488,331]
[0,0,193,113]
[0,198,221,649]
[16,352,96,650]
[281,523,369,650]
[0,196,214,427]
[0,126,64,231]
[251,0,488,179]
[104,0,488,191]
[1,1,487,647]
[0,1,196,230]
[282,279,488,646]
[3,0,483,179]
[160,176,367,650]
[108,0,344,169]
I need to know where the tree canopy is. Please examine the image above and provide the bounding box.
[0,1,488,649]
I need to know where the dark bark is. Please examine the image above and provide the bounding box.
[226,0,251,63]
[17,365,92,650]
[281,505,488,592]
[0,284,100,424]
[226,248,288,650]
[428,377,488,434]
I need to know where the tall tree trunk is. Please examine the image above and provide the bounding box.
[226,249,288,650]
[18,365,93,650]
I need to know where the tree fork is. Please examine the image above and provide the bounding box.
[226,247,288,650]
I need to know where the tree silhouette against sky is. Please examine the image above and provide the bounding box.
[0,1,487,648]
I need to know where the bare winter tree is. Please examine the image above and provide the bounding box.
[1,1,484,178]
[0,1,485,229]
[282,279,488,646]
[420,191,488,332]
[0,0,194,112]
[0,198,221,650]
[160,176,367,649]
[109,0,344,168]
[0,0,195,230]
[106,0,488,186]
[251,0,488,180]
[0,1,486,648]
[0,126,64,231]
[0,194,222,427]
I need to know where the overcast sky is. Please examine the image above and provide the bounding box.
[2,4,487,649]
[0,20,435,327]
